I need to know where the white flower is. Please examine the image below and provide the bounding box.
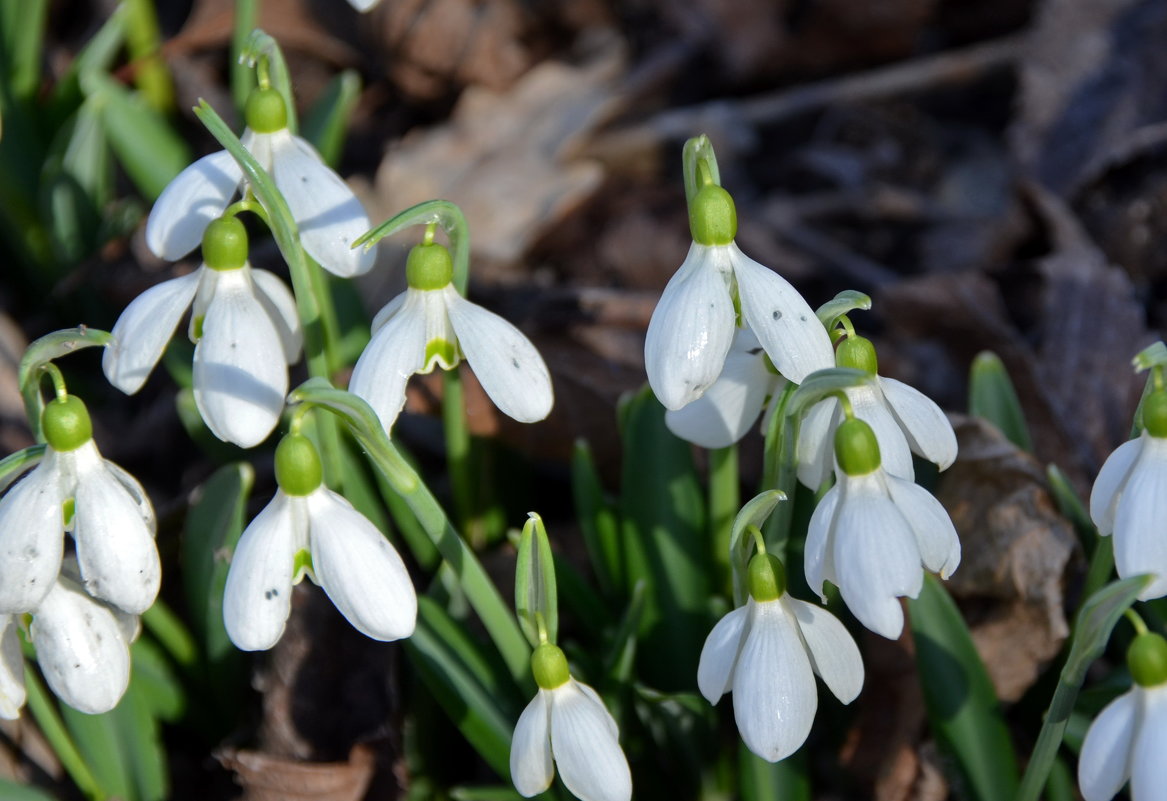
[698,585,863,762]
[796,376,957,489]
[223,484,417,650]
[804,455,960,639]
[0,424,159,616]
[1078,679,1167,800]
[644,240,833,411]
[145,92,374,278]
[349,242,553,433]
[665,328,785,448]
[511,678,632,801]
[1090,430,1167,600]
[346,0,381,9]
[102,259,301,449]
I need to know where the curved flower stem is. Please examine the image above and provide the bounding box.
[354,199,470,293]
[18,327,113,440]
[229,0,258,111]
[760,384,798,561]
[682,134,722,206]
[442,368,477,541]
[709,444,739,593]
[24,664,105,801]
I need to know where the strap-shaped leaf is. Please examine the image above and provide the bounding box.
[968,350,1032,452]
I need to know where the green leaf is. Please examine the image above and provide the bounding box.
[516,513,558,648]
[0,0,48,101]
[301,70,361,167]
[18,327,113,439]
[728,491,785,607]
[740,743,809,801]
[968,351,1032,452]
[1046,464,1096,551]
[604,579,647,682]
[0,779,61,801]
[60,704,133,800]
[784,367,870,421]
[908,575,1019,801]
[619,386,708,691]
[450,786,525,801]
[815,290,872,331]
[406,597,519,778]
[129,637,185,722]
[571,439,621,597]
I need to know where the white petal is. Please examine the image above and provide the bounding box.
[1112,438,1167,600]
[349,291,427,433]
[146,150,241,260]
[511,691,554,797]
[71,443,160,614]
[444,288,553,424]
[787,597,863,703]
[271,132,375,278]
[0,457,64,613]
[1090,435,1145,536]
[101,459,157,534]
[666,332,772,448]
[878,377,958,472]
[308,488,417,641]
[803,484,841,601]
[573,681,620,739]
[732,244,834,384]
[796,397,839,490]
[832,473,923,639]
[192,269,288,448]
[32,577,131,714]
[550,681,632,801]
[223,492,302,651]
[732,599,817,762]
[1078,688,1137,801]
[1131,685,1167,801]
[884,474,961,579]
[371,292,408,334]
[850,384,914,481]
[249,267,303,364]
[103,269,202,395]
[0,616,26,718]
[347,0,381,10]
[697,605,749,704]
[644,243,736,410]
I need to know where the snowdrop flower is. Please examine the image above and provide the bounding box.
[698,552,863,762]
[805,417,960,639]
[349,240,553,433]
[0,395,159,616]
[223,433,417,650]
[665,327,786,448]
[1090,390,1167,600]
[511,642,632,801]
[645,180,833,411]
[103,216,301,448]
[797,335,957,489]
[146,87,374,278]
[1078,631,1167,801]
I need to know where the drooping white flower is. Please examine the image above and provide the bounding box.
[146,87,374,278]
[1078,633,1167,801]
[665,328,786,449]
[804,418,960,639]
[698,552,863,762]
[349,240,553,434]
[1090,391,1167,600]
[0,396,159,616]
[797,335,957,489]
[223,434,417,650]
[644,182,833,411]
[511,643,632,801]
[103,217,301,449]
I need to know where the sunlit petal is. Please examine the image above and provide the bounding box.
[796,397,839,491]
[879,377,958,472]
[223,492,301,651]
[1078,688,1137,801]
[1131,685,1167,801]
[0,616,25,718]
[1113,437,1167,600]
[666,330,772,448]
[850,384,914,481]
[0,457,64,613]
[803,484,841,601]
[884,474,960,579]
[787,597,863,703]
[349,291,428,433]
[250,267,303,364]
[511,691,554,797]
[103,269,202,395]
[1090,435,1144,536]
[550,681,632,801]
[697,604,749,704]
[146,150,241,260]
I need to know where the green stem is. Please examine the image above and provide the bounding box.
[709,445,739,593]
[18,327,113,440]
[442,368,476,541]
[141,601,199,669]
[1079,536,1115,619]
[760,385,798,560]
[24,665,105,801]
[1014,678,1078,801]
[354,200,470,294]
[123,0,174,111]
[230,0,258,112]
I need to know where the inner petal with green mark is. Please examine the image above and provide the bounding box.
[419,290,460,372]
[293,548,314,583]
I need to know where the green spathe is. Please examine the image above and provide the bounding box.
[531,642,570,690]
[406,242,454,291]
[245,87,288,134]
[203,216,248,272]
[275,433,324,496]
[1128,632,1167,687]
[42,395,93,452]
[835,417,881,476]
[747,552,786,602]
[837,335,879,375]
[689,184,738,246]
[1144,391,1167,438]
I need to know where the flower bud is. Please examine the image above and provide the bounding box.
[42,395,93,452]
[1143,391,1167,438]
[689,184,737,246]
[836,335,878,375]
[203,217,248,272]
[1128,632,1167,687]
[747,552,786,602]
[406,242,454,291]
[531,642,570,690]
[835,417,881,476]
[245,87,288,134]
[274,434,323,496]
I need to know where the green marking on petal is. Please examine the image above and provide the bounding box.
[762,352,780,376]
[62,497,76,528]
[193,315,205,341]
[425,338,460,370]
[293,548,314,582]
